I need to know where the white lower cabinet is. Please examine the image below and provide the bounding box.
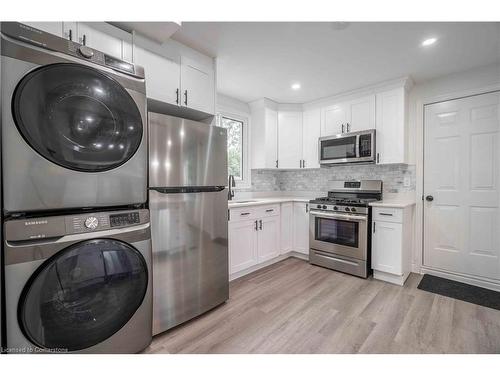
[280,202,293,254]
[228,204,280,277]
[293,202,310,255]
[229,201,311,279]
[228,219,258,274]
[257,216,280,262]
[371,205,414,285]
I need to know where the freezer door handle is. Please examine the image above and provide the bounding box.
[149,186,226,194]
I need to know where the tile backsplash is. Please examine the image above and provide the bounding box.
[250,164,416,194]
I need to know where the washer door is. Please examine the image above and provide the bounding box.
[18,239,148,351]
[12,63,143,172]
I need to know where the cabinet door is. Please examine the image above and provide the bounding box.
[134,46,181,105]
[372,221,403,275]
[264,108,279,168]
[280,202,293,254]
[77,24,124,60]
[302,108,321,169]
[346,95,376,132]
[293,202,310,255]
[229,220,258,274]
[278,111,303,169]
[23,22,64,37]
[257,216,280,263]
[376,88,406,164]
[180,56,215,114]
[321,102,348,136]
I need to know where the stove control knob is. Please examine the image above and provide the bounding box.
[78,45,94,58]
[333,206,338,211]
[345,207,350,212]
[84,216,99,230]
[322,205,327,209]
[351,207,357,212]
[317,205,322,209]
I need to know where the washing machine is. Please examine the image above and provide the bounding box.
[0,22,148,215]
[3,208,152,353]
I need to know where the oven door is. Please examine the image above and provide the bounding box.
[309,210,367,260]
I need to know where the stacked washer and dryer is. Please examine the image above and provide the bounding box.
[0,23,152,353]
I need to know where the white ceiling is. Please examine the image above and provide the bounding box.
[171,22,500,104]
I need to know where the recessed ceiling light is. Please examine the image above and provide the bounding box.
[291,83,301,90]
[421,37,437,47]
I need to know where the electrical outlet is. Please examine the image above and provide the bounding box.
[404,176,411,187]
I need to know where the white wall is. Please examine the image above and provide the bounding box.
[217,93,250,116]
[407,62,500,165]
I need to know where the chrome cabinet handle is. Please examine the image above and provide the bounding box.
[341,123,344,133]
[82,34,86,46]
[184,90,188,106]
[346,123,350,132]
[254,220,258,231]
[68,29,72,41]
[303,160,306,168]
[265,209,274,212]
[240,212,250,216]
[373,222,376,233]
[259,220,263,230]
[379,213,393,216]
[176,88,179,104]
[306,204,309,213]
[377,153,380,163]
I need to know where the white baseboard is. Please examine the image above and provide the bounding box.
[229,251,309,281]
[421,266,500,292]
[373,270,409,286]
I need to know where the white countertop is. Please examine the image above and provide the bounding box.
[228,196,311,208]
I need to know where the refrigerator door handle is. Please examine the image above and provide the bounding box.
[149,186,226,194]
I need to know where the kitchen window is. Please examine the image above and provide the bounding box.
[218,113,249,187]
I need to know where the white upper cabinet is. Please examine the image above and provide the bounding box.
[321,95,376,136]
[180,56,215,114]
[23,22,76,41]
[321,102,349,136]
[278,111,303,169]
[375,87,408,164]
[77,23,133,61]
[347,94,376,132]
[250,100,279,169]
[302,108,321,169]
[134,46,180,105]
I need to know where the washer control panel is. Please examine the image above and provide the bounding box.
[110,212,141,227]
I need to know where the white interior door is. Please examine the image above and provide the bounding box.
[424,91,500,281]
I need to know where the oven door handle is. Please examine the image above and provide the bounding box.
[309,210,367,221]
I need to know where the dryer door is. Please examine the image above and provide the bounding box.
[18,239,148,351]
[12,63,143,172]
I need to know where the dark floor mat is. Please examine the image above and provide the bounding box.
[417,274,500,310]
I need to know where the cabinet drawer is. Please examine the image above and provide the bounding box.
[373,207,403,223]
[256,204,280,218]
[229,207,258,222]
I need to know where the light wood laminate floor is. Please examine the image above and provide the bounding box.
[145,257,500,354]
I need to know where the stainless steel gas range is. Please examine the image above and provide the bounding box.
[309,180,382,278]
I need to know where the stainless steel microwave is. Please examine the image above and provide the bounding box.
[318,129,376,165]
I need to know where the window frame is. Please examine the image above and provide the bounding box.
[217,111,250,189]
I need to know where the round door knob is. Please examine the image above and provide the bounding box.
[84,216,99,230]
[425,195,434,202]
[78,45,94,58]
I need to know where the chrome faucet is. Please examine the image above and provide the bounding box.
[228,175,236,200]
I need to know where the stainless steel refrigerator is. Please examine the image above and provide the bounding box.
[148,112,229,335]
